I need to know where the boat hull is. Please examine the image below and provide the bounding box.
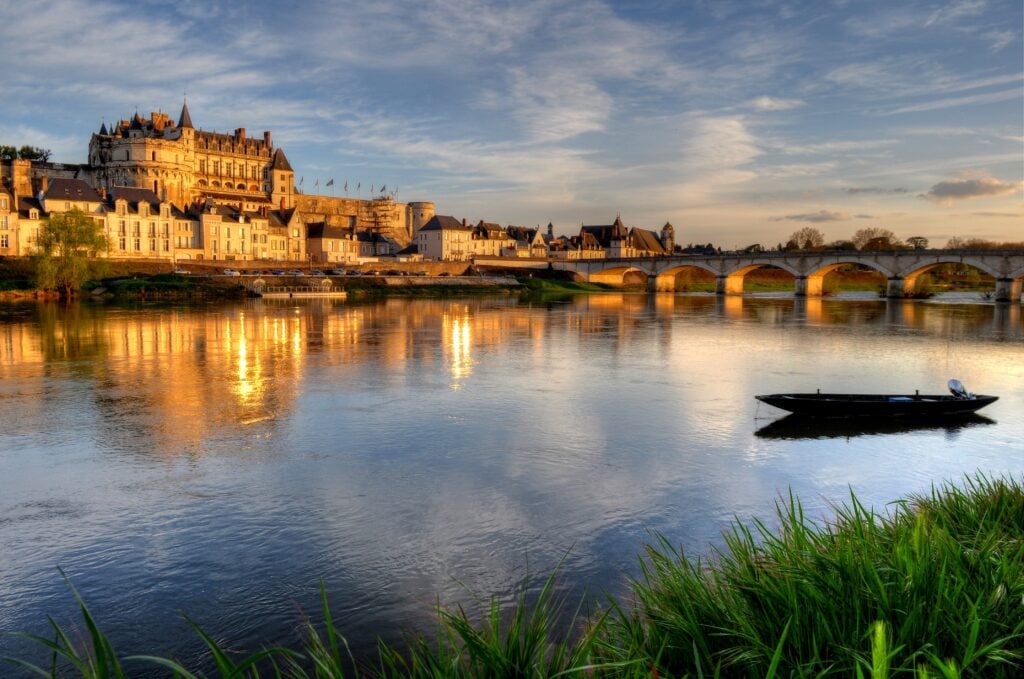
[755,393,998,418]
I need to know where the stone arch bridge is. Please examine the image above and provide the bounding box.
[475,250,1024,302]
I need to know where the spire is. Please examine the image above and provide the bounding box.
[129,112,143,130]
[271,148,293,172]
[178,101,194,129]
[99,122,108,135]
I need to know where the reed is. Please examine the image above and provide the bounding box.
[4,474,1020,678]
[598,473,1024,677]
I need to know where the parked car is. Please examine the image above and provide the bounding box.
[326,268,347,276]
[221,268,241,276]
[309,269,325,276]
[286,269,305,276]
[346,270,361,275]
[271,269,286,276]
[172,267,191,275]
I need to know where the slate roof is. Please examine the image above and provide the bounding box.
[395,243,419,255]
[505,225,540,244]
[419,215,472,232]
[270,148,293,172]
[44,178,103,203]
[18,197,45,218]
[178,102,194,129]
[581,216,627,247]
[628,227,666,254]
[108,186,161,212]
[307,222,353,240]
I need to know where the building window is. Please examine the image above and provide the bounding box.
[132,222,140,237]
[1,234,8,248]
[118,220,126,235]
[148,222,156,237]
[134,238,141,251]
[0,216,7,230]
[152,151,156,161]
[213,161,220,175]
[149,238,156,251]
[199,159,206,174]
[0,199,7,210]
[65,202,71,211]
[163,240,170,252]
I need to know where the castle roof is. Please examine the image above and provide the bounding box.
[108,186,161,212]
[307,222,352,240]
[628,227,666,254]
[44,178,103,203]
[18,196,45,218]
[178,102,194,129]
[420,215,471,232]
[129,113,144,131]
[99,122,108,135]
[270,148,293,172]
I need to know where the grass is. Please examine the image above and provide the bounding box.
[4,473,1022,678]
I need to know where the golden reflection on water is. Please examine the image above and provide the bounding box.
[0,296,1019,458]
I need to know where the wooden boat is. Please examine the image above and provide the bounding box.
[755,380,997,418]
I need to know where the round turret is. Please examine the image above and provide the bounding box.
[408,201,436,238]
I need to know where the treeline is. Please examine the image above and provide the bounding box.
[0,145,52,161]
[735,226,1023,254]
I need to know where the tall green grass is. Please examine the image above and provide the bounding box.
[4,474,1021,677]
[599,473,1023,677]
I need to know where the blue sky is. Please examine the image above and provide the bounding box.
[1,0,1021,246]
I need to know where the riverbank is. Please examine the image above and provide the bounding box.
[8,473,1021,677]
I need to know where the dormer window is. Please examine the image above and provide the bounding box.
[30,209,39,219]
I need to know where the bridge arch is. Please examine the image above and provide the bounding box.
[589,266,649,287]
[803,261,890,296]
[720,262,801,295]
[895,258,1001,297]
[653,263,719,292]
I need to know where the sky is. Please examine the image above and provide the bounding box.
[1,0,1021,247]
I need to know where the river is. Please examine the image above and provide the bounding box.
[1,293,1021,672]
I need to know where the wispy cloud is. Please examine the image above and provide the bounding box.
[922,173,1024,206]
[888,88,1022,114]
[845,187,909,194]
[770,210,849,222]
[749,96,805,111]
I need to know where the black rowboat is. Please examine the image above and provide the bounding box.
[755,380,997,418]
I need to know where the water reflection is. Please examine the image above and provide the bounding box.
[754,413,996,440]
[0,293,1021,672]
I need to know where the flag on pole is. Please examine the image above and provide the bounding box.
[356,182,360,191]
[326,178,334,187]
[300,176,304,186]
[315,178,320,188]
[344,181,348,192]
[380,184,386,193]
[370,184,374,194]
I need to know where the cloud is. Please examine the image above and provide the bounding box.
[888,88,1021,114]
[845,187,908,194]
[924,0,987,27]
[983,30,1015,51]
[749,96,804,111]
[854,214,875,219]
[923,174,1024,206]
[770,210,849,222]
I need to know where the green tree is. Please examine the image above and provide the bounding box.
[0,144,17,159]
[33,209,108,298]
[17,145,52,161]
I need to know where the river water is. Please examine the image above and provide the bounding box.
[1,293,1022,672]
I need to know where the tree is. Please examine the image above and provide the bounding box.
[786,227,825,251]
[33,209,108,298]
[0,145,17,159]
[851,227,901,250]
[906,236,929,250]
[17,145,52,161]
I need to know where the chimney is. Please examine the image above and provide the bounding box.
[236,128,246,141]
[41,175,49,193]
[462,217,467,227]
[264,131,272,146]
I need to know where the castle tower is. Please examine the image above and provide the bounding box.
[408,201,436,240]
[269,148,295,211]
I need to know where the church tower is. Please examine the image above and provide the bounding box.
[661,221,675,253]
